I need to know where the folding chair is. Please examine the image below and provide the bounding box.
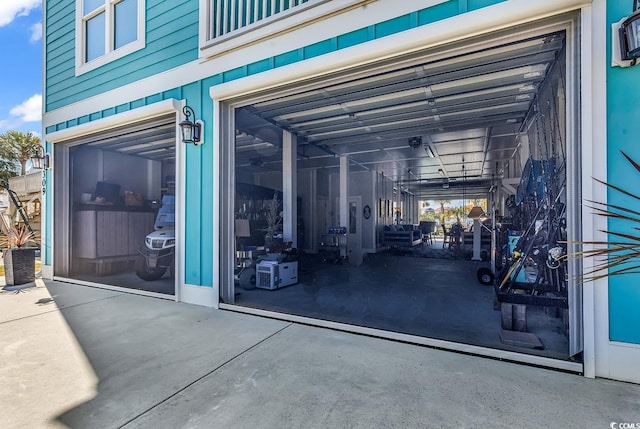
[442,224,452,248]
[419,221,434,245]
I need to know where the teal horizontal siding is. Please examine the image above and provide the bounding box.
[45,0,199,112]
[47,0,74,18]
[469,0,506,11]
[46,0,505,112]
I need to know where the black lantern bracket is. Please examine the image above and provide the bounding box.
[179,105,204,145]
[613,1,640,67]
[30,145,50,170]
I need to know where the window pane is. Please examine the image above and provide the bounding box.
[86,12,105,62]
[114,0,137,49]
[83,0,103,14]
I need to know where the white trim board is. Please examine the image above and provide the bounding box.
[45,99,182,142]
[181,284,218,308]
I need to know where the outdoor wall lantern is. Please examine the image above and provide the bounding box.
[30,146,50,170]
[179,105,203,145]
[614,1,640,67]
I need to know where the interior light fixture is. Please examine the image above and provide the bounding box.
[408,136,422,149]
[179,105,203,145]
[619,1,640,65]
[30,145,50,170]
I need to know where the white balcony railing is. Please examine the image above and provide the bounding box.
[200,0,367,59]
[8,172,43,197]
[210,0,312,39]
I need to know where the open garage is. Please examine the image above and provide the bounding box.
[215,16,582,367]
[52,114,178,296]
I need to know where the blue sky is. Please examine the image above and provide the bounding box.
[0,1,42,136]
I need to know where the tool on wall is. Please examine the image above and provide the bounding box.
[493,96,569,313]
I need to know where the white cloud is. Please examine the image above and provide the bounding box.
[29,21,41,42]
[0,0,42,27]
[9,94,42,123]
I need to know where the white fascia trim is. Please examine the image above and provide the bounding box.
[209,0,589,101]
[45,99,182,142]
[580,4,597,380]
[589,0,613,381]
[175,100,187,305]
[45,0,588,128]
[212,99,221,309]
[198,0,437,59]
[181,284,218,308]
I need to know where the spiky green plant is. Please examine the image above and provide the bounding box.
[568,151,640,281]
[0,224,37,249]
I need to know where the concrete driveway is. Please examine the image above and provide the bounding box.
[1,279,639,428]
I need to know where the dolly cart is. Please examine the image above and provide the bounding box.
[319,226,347,263]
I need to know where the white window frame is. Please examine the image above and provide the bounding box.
[75,0,146,76]
[198,0,368,60]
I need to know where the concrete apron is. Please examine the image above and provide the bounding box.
[1,280,639,429]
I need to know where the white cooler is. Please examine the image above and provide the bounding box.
[256,261,298,290]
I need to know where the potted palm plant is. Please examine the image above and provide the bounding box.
[1,224,37,285]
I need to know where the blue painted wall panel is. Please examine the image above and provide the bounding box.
[375,13,415,39]
[247,58,273,75]
[337,28,371,50]
[304,39,338,59]
[468,0,506,12]
[418,1,460,25]
[607,2,640,345]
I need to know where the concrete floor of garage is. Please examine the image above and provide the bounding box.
[235,249,570,361]
[70,264,175,296]
[1,279,639,429]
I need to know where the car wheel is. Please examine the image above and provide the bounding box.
[136,258,167,281]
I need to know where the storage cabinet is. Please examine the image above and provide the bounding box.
[74,208,154,270]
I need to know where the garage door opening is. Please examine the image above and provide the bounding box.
[53,114,177,296]
[217,17,582,367]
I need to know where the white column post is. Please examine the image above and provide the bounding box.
[339,155,349,228]
[283,131,297,248]
[472,218,482,261]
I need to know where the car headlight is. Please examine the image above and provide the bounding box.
[166,239,175,246]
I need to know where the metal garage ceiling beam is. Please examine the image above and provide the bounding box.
[234,27,566,200]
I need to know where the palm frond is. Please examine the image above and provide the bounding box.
[567,151,640,282]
